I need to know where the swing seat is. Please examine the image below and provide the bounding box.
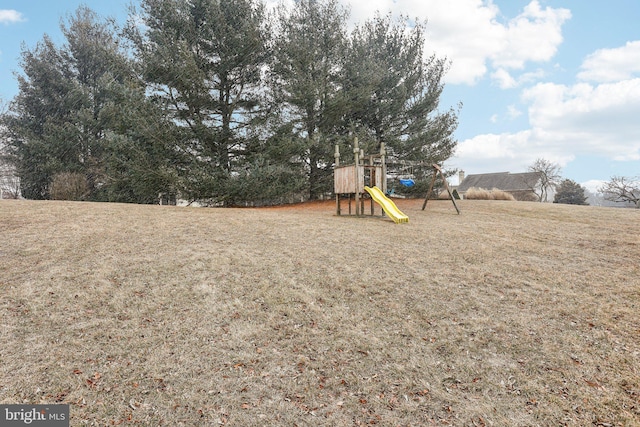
[399,179,415,187]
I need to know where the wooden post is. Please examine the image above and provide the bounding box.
[354,137,360,216]
[380,142,387,194]
[380,142,386,218]
[335,144,340,215]
[422,172,437,210]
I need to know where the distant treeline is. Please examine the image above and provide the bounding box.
[1,0,459,205]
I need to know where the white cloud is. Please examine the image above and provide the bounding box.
[0,9,25,24]
[492,68,517,89]
[581,179,606,194]
[522,79,640,160]
[456,131,532,162]
[451,76,640,175]
[453,130,575,174]
[399,0,570,85]
[491,1,570,70]
[506,105,522,120]
[491,68,547,89]
[394,0,505,85]
[577,41,640,83]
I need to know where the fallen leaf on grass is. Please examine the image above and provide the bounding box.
[585,379,606,390]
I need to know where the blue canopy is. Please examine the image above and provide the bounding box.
[399,179,415,187]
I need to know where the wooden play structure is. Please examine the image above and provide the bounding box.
[333,138,386,217]
[333,137,460,219]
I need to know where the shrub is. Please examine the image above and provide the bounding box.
[50,172,89,201]
[225,162,308,206]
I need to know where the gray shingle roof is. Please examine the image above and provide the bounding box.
[457,172,542,192]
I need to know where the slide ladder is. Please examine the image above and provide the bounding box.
[364,186,409,224]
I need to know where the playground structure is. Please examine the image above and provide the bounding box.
[333,138,459,221]
[333,138,409,223]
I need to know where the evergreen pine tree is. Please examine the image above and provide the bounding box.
[554,179,588,205]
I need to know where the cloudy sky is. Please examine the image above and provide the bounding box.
[1,0,639,191]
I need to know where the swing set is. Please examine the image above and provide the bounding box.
[422,164,460,214]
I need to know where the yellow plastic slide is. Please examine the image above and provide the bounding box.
[364,186,409,224]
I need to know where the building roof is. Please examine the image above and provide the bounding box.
[457,172,542,192]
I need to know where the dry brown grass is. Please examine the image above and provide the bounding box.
[464,187,516,201]
[1,198,639,426]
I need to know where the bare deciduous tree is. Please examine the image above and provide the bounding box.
[528,158,562,202]
[599,176,640,208]
[0,151,21,199]
[0,109,21,199]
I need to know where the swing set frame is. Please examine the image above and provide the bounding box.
[422,164,460,214]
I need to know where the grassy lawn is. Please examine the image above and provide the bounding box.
[1,198,639,426]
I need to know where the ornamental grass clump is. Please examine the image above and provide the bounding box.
[465,187,516,200]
